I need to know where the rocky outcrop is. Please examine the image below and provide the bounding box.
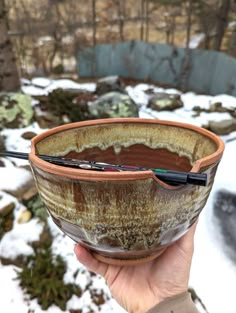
[148,93,183,111]
[88,91,139,118]
[96,76,126,95]
[0,93,33,129]
[208,119,236,135]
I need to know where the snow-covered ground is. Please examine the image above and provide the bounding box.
[1,77,236,313]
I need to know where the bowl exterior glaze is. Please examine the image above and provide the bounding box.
[29,118,224,265]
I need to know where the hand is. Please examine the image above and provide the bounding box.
[74,222,197,313]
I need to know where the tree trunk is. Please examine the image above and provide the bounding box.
[145,0,149,42]
[140,0,145,40]
[92,0,97,46]
[0,0,20,91]
[213,0,231,51]
[170,16,176,45]
[185,0,193,48]
[228,26,236,57]
[117,0,124,41]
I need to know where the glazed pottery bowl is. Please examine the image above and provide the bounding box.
[29,118,224,265]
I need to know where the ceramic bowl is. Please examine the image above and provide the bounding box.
[29,118,224,265]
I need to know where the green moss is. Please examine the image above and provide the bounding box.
[89,92,139,118]
[37,88,93,124]
[16,244,82,311]
[24,194,48,221]
[11,93,33,122]
[0,93,33,128]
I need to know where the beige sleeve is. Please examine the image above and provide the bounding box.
[146,292,200,313]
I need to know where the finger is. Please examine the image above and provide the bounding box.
[74,244,109,277]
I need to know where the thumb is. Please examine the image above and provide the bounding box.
[74,244,109,277]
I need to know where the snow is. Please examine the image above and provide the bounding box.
[189,33,205,49]
[0,218,44,260]
[0,191,18,211]
[0,167,32,192]
[22,78,96,96]
[1,77,236,312]
[45,79,96,93]
[1,123,44,166]
[189,139,236,313]
[32,77,52,88]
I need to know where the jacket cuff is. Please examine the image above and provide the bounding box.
[146,292,199,313]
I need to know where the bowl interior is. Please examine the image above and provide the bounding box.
[34,121,219,172]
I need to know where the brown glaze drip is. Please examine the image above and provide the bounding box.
[65,144,192,172]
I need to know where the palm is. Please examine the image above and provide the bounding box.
[74,223,196,313]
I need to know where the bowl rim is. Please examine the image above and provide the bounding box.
[29,118,224,188]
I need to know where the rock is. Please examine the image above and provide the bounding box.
[214,189,236,262]
[208,119,236,135]
[209,102,227,113]
[193,102,236,117]
[148,93,183,111]
[31,223,52,249]
[21,131,37,140]
[96,76,126,96]
[0,192,15,240]
[0,135,5,167]
[0,167,35,199]
[0,192,15,217]
[0,201,15,217]
[34,105,62,128]
[0,134,5,151]
[22,185,38,202]
[17,210,32,224]
[88,91,139,118]
[0,93,34,129]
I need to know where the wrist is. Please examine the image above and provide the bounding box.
[144,287,188,313]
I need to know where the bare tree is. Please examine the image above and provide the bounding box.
[145,0,150,41]
[140,0,145,40]
[92,0,97,46]
[213,0,231,50]
[116,0,125,41]
[0,0,20,91]
[185,0,193,48]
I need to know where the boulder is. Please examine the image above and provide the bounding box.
[96,76,126,95]
[193,102,236,117]
[208,119,236,135]
[0,134,5,151]
[0,192,15,217]
[34,105,62,128]
[0,135,5,167]
[88,91,139,118]
[148,93,183,111]
[17,210,32,224]
[21,131,37,140]
[0,93,34,129]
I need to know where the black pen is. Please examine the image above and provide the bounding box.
[0,151,207,186]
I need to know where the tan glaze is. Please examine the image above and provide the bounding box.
[29,118,224,265]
